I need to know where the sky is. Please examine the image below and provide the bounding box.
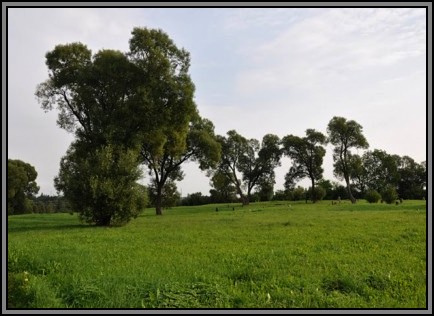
[7,7,427,197]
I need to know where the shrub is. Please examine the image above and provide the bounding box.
[309,186,326,202]
[55,141,145,226]
[381,186,398,204]
[365,190,381,203]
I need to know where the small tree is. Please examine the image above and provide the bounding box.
[327,117,369,204]
[8,159,40,215]
[148,179,181,209]
[308,186,326,202]
[365,189,381,203]
[55,141,146,226]
[281,129,327,203]
[381,186,398,204]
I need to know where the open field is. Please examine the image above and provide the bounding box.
[8,200,426,309]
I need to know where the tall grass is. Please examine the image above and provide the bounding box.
[8,200,426,308]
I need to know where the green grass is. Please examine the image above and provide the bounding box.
[8,200,427,309]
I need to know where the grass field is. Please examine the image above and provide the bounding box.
[7,200,427,309]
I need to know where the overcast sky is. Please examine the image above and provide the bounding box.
[8,7,427,196]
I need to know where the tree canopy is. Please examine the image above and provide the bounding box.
[327,116,369,203]
[212,130,281,205]
[281,129,327,203]
[8,159,39,215]
[36,27,221,220]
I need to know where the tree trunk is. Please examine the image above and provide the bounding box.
[345,176,356,204]
[311,178,317,203]
[243,195,250,206]
[155,185,163,215]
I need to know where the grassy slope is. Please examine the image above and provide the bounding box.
[8,200,427,308]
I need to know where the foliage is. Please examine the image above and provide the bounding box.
[365,190,381,204]
[308,186,326,202]
[8,159,40,215]
[381,186,399,204]
[36,27,220,217]
[212,131,281,205]
[54,141,146,226]
[327,117,369,203]
[281,129,327,203]
[396,156,426,200]
[209,170,238,203]
[148,179,181,209]
[141,116,221,215]
[31,194,72,213]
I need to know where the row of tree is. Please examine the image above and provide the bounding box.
[17,27,424,226]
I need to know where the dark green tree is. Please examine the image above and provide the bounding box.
[129,28,220,215]
[209,170,238,203]
[36,28,219,219]
[8,159,40,215]
[148,179,181,209]
[141,116,220,215]
[365,189,381,203]
[212,131,281,205]
[281,129,327,203]
[327,117,369,204]
[396,156,426,199]
[54,141,146,226]
[381,185,399,204]
[362,149,400,192]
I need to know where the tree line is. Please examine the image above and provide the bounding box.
[7,27,426,225]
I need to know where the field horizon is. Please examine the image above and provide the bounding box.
[8,199,427,309]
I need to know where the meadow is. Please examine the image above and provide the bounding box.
[7,200,427,309]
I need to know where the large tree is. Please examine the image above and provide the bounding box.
[36,27,219,219]
[141,116,221,215]
[8,159,39,215]
[129,28,221,215]
[212,131,281,205]
[281,129,327,203]
[327,116,369,204]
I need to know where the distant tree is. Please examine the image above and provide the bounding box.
[317,179,334,200]
[181,192,211,206]
[8,159,40,215]
[141,116,220,215]
[149,179,181,209]
[282,129,326,203]
[327,117,369,204]
[54,141,146,226]
[255,179,275,202]
[212,131,281,205]
[381,185,398,204]
[273,189,292,201]
[365,189,381,203]
[290,186,307,201]
[348,154,369,197]
[362,149,400,192]
[281,129,327,203]
[308,186,326,202]
[396,156,426,199]
[209,170,238,203]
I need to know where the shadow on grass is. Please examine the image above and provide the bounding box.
[8,223,98,233]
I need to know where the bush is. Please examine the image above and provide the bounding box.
[309,186,326,202]
[365,190,381,203]
[381,186,398,204]
[55,141,145,226]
